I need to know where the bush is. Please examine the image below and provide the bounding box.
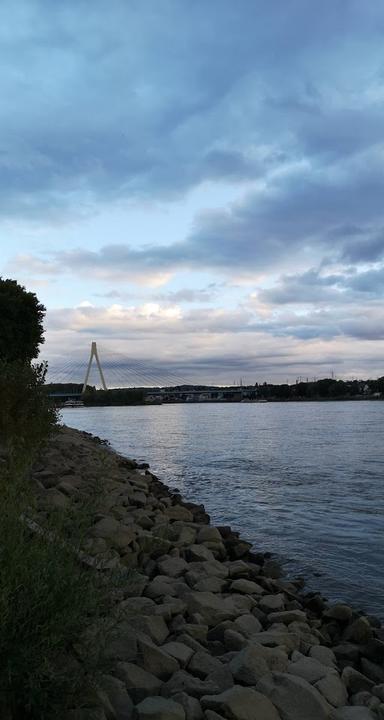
[0,278,45,363]
[0,360,56,479]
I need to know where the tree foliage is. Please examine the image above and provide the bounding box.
[0,277,45,362]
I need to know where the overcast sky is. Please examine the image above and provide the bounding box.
[1,0,384,385]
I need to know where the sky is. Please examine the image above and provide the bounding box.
[1,0,384,385]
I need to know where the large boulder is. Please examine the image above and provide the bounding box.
[186,593,237,626]
[115,662,163,703]
[201,685,280,720]
[257,672,331,720]
[229,645,271,685]
[137,638,180,679]
[135,696,186,720]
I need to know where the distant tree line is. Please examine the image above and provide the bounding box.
[254,377,384,401]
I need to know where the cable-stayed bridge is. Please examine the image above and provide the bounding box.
[46,342,191,391]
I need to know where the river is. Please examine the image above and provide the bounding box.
[62,401,384,618]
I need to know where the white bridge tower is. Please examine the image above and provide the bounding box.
[82,341,108,393]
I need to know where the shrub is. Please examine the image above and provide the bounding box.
[0,278,45,363]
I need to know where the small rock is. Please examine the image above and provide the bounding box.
[268,610,307,625]
[229,645,270,685]
[201,685,280,720]
[188,651,224,679]
[171,692,203,720]
[257,671,331,720]
[260,594,286,613]
[233,613,262,637]
[324,605,353,622]
[341,667,374,694]
[315,674,348,707]
[157,556,189,578]
[115,662,162,703]
[135,696,185,720]
[230,579,264,595]
[309,646,337,668]
[329,707,377,719]
[161,642,194,667]
[137,638,180,679]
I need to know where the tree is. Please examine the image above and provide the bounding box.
[0,278,45,362]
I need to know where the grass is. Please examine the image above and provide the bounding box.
[0,360,116,719]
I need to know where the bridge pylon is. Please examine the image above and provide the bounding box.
[82,341,108,393]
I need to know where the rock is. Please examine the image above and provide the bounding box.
[91,516,120,539]
[145,577,186,599]
[161,642,194,667]
[287,656,330,684]
[260,594,286,613]
[227,561,252,579]
[324,605,353,622]
[351,692,380,709]
[183,624,208,644]
[361,639,384,664]
[204,712,226,720]
[201,685,280,720]
[373,685,384,702]
[135,696,186,720]
[257,672,331,720]
[171,692,203,720]
[341,667,374,694]
[126,615,169,645]
[157,556,189,578]
[315,674,348,707]
[98,674,134,720]
[186,593,237,626]
[194,577,226,593]
[187,545,215,563]
[333,644,360,665]
[263,560,282,579]
[343,618,373,644]
[360,658,384,684]
[229,645,270,685]
[230,579,264,596]
[329,708,377,719]
[187,649,223,679]
[233,614,262,637]
[137,638,180,679]
[115,662,162,703]
[162,666,232,700]
[165,506,194,522]
[103,623,138,662]
[223,629,247,651]
[267,610,307,625]
[229,540,253,559]
[253,630,300,653]
[197,527,222,544]
[309,646,337,668]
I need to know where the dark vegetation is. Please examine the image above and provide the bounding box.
[0,278,107,719]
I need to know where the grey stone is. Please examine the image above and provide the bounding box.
[188,651,224,679]
[115,662,162,703]
[287,656,330,684]
[223,629,247,651]
[230,579,264,595]
[324,605,353,622]
[161,642,194,667]
[229,645,270,685]
[329,708,377,719]
[343,618,373,644]
[267,610,307,625]
[373,684,384,702]
[98,675,133,720]
[187,544,215,563]
[171,693,203,720]
[201,685,280,720]
[260,594,286,613]
[164,506,194,522]
[309,646,337,668]
[186,592,237,626]
[197,526,222,544]
[103,623,138,662]
[351,692,380,709]
[157,556,189,578]
[194,576,226,593]
[125,615,169,645]
[137,638,180,679]
[315,674,348,707]
[257,671,331,720]
[342,667,374,694]
[233,613,262,637]
[135,696,185,720]
[361,658,384,684]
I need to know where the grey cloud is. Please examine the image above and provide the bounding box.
[0,1,384,217]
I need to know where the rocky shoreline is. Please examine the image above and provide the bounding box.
[31,426,384,720]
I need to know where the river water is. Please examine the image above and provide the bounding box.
[62,401,384,618]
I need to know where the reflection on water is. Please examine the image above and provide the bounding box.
[62,401,384,618]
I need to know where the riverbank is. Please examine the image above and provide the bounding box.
[31,425,384,719]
